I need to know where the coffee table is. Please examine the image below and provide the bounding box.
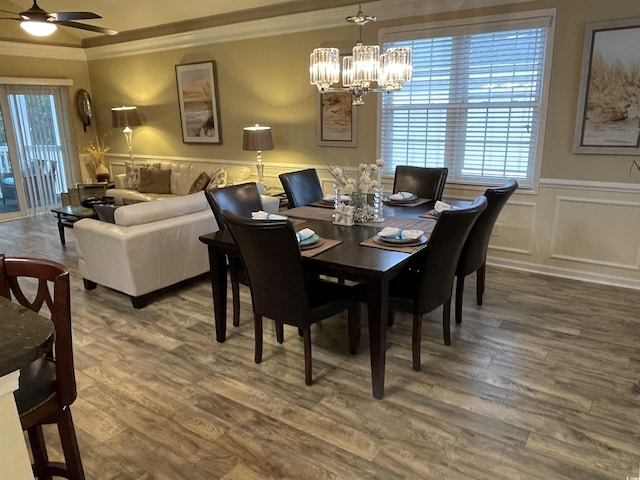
[51,205,97,246]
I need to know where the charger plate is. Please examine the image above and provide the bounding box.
[299,234,321,249]
[373,234,426,247]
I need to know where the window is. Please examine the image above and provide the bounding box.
[379,10,555,187]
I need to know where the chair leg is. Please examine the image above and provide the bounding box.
[442,297,452,346]
[230,263,241,327]
[303,328,313,385]
[455,275,465,325]
[412,313,422,371]
[254,313,263,363]
[275,322,284,343]
[28,426,52,480]
[476,263,486,305]
[57,407,86,480]
[347,302,361,355]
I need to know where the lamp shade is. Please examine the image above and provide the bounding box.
[242,125,273,152]
[20,21,57,36]
[111,106,142,128]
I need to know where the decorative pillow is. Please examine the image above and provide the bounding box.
[206,168,228,190]
[125,162,161,190]
[138,168,172,194]
[122,198,146,205]
[94,204,118,224]
[189,171,211,194]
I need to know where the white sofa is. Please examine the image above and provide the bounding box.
[74,188,280,308]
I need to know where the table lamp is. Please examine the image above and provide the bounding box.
[111,106,142,160]
[242,124,273,185]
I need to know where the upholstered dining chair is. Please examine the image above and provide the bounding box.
[205,182,264,327]
[386,195,487,370]
[392,166,448,201]
[279,168,324,208]
[221,210,361,385]
[0,255,85,480]
[455,178,518,325]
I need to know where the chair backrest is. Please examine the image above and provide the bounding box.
[414,195,487,312]
[0,254,76,406]
[393,166,448,200]
[205,182,263,230]
[221,211,311,325]
[279,168,324,208]
[456,179,518,277]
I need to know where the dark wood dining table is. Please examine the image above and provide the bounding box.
[199,201,440,399]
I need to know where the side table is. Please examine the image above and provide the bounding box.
[51,205,97,246]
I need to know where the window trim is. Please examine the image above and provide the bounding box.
[377,9,556,190]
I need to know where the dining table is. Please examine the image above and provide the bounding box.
[199,199,447,399]
[0,296,55,479]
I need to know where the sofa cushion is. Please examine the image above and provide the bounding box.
[125,161,161,190]
[188,171,211,194]
[114,191,208,226]
[206,168,228,190]
[139,168,172,194]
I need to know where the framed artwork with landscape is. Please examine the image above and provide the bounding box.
[176,61,221,144]
[317,92,357,147]
[573,18,640,155]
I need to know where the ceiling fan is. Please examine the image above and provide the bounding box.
[0,0,118,37]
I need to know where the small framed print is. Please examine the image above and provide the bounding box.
[176,61,222,144]
[317,91,357,147]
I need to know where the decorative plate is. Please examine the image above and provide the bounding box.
[373,234,427,246]
[299,234,321,248]
[384,194,418,204]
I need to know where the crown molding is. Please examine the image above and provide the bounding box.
[0,40,86,61]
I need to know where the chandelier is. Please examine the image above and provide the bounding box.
[309,4,412,106]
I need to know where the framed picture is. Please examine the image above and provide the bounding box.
[175,61,221,144]
[317,92,357,147]
[573,18,640,155]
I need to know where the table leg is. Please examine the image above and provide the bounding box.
[367,279,389,399]
[207,245,228,343]
[56,214,66,246]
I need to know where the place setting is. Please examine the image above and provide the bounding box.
[296,227,342,257]
[311,194,352,209]
[361,226,428,253]
[421,200,456,219]
[383,191,430,207]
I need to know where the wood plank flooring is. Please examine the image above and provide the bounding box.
[1,214,639,480]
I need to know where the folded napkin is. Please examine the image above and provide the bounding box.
[251,211,288,220]
[323,194,351,202]
[434,200,451,213]
[389,191,414,201]
[296,228,316,242]
[379,227,424,240]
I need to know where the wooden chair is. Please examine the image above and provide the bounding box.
[222,211,361,385]
[392,166,448,200]
[455,179,518,324]
[279,168,324,208]
[386,196,487,370]
[0,254,85,480]
[205,182,263,327]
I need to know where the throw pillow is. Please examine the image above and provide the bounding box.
[188,171,211,194]
[138,168,172,194]
[206,168,228,190]
[125,162,161,190]
[94,204,118,224]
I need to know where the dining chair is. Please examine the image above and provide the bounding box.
[0,254,85,480]
[455,178,518,324]
[279,168,324,208]
[221,210,361,385]
[386,195,487,370]
[392,166,448,200]
[205,182,264,327]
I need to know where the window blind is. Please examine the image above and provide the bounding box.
[379,12,554,187]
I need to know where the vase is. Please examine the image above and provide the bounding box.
[352,190,374,223]
[95,163,110,183]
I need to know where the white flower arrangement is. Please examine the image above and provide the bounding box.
[328,159,385,223]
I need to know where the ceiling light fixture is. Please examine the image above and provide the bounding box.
[309,4,412,106]
[20,20,57,36]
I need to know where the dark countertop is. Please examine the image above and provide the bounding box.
[0,297,55,377]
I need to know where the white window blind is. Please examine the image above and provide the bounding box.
[379,11,554,187]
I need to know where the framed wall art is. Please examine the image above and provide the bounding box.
[573,18,640,155]
[317,91,357,147]
[175,61,222,144]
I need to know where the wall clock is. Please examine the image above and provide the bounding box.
[76,89,93,132]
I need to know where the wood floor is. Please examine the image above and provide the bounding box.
[1,214,639,480]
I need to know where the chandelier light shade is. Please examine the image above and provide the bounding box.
[111,106,142,160]
[20,20,57,36]
[243,124,274,185]
[309,4,412,105]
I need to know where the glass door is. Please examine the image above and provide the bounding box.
[0,105,24,219]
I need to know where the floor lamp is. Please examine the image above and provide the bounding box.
[111,106,142,160]
[242,124,273,188]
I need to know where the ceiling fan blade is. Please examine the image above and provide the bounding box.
[56,20,118,35]
[51,11,101,21]
[0,8,19,15]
